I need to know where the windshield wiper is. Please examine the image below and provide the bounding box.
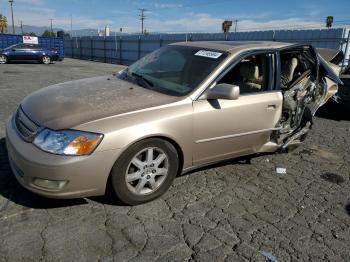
[130,72,154,89]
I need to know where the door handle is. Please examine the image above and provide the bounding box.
[266,104,276,111]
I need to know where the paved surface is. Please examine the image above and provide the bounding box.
[0,59,350,262]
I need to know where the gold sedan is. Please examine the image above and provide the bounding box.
[6,41,342,205]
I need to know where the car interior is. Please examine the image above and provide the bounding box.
[273,47,322,149]
[218,54,270,94]
[279,49,316,89]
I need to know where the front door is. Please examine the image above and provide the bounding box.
[192,52,283,166]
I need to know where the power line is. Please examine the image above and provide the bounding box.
[49,18,54,36]
[19,20,23,34]
[234,19,238,32]
[138,8,148,34]
[8,0,15,34]
[70,14,72,37]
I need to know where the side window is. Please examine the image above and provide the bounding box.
[27,44,36,49]
[218,53,271,94]
[14,44,26,49]
[280,47,317,88]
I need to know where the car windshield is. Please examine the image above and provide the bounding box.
[120,45,228,96]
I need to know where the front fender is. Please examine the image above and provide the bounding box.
[73,100,194,169]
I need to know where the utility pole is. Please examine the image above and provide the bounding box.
[9,0,15,34]
[138,8,147,34]
[20,20,23,35]
[49,18,54,37]
[234,19,238,33]
[70,14,72,37]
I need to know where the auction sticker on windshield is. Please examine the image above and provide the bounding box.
[195,50,223,59]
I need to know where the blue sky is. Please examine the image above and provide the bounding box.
[0,0,349,33]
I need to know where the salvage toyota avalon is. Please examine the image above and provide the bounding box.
[6,41,342,205]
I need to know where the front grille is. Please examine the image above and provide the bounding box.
[15,107,40,142]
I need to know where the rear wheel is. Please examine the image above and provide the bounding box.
[42,55,51,64]
[0,55,7,64]
[110,138,179,205]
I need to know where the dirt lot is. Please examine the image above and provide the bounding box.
[0,59,350,262]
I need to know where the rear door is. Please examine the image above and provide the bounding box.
[29,45,43,60]
[192,52,283,166]
[20,44,40,60]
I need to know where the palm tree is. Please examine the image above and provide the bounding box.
[326,16,334,28]
[0,14,8,33]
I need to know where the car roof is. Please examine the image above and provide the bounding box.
[171,41,296,53]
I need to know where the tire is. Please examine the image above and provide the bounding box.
[0,55,7,64]
[111,138,179,205]
[42,55,51,64]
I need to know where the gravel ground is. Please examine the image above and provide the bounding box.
[0,59,349,262]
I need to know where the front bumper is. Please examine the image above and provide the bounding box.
[5,115,121,199]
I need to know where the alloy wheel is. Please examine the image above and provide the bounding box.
[42,56,51,64]
[125,147,169,195]
[0,55,7,64]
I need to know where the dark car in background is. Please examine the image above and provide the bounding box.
[0,43,62,65]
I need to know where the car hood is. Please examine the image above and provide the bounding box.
[21,75,181,130]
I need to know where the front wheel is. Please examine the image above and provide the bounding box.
[0,55,7,64]
[110,138,179,205]
[42,55,51,64]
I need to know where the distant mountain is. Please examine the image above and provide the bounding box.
[6,25,124,37]
[7,25,64,36]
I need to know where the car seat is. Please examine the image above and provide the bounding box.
[281,57,298,87]
[236,63,262,93]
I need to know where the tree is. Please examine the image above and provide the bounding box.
[0,14,8,33]
[41,30,55,37]
[24,32,37,37]
[222,20,232,33]
[326,16,334,28]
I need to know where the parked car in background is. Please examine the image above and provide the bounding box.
[6,41,342,205]
[0,43,62,64]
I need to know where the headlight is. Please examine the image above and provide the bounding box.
[33,129,103,156]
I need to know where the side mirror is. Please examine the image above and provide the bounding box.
[204,83,240,100]
[12,49,16,52]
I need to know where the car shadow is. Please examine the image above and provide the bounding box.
[345,203,350,216]
[0,134,259,209]
[179,154,255,178]
[316,99,350,121]
[5,61,42,64]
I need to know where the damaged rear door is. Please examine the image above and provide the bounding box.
[317,52,343,106]
[275,44,342,150]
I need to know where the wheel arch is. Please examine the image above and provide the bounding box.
[0,54,8,63]
[104,135,185,194]
[41,54,52,63]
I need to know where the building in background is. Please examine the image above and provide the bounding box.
[105,25,110,37]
